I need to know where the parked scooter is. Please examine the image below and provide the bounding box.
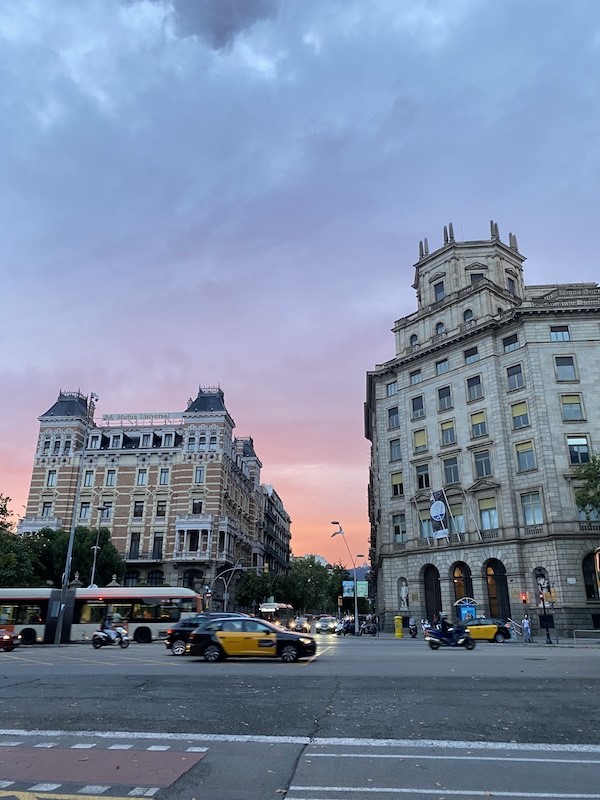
[424,624,475,651]
[92,626,130,649]
[408,618,418,638]
[359,620,377,636]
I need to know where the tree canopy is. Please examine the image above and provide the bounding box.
[574,454,600,517]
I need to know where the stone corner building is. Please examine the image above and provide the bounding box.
[365,221,600,636]
[18,386,291,598]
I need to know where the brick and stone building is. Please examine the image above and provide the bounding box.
[365,221,600,636]
[18,386,291,593]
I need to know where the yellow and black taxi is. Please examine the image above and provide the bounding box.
[185,616,317,662]
[463,617,511,643]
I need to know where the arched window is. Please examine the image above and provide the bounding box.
[582,553,599,601]
[452,562,473,602]
[485,559,510,619]
[147,570,164,587]
[124,570,140,587]
[463,309,474,323]
[410,334,419,347]
[435,322,445,335]
[183,569,203,590]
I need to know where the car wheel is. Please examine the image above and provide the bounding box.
[203,644,223,663]
[171,638,187,656]
[2,645,14,652]
[281,645,298,663]
[20,628,36,645]
[465,638,476,650]
[493,632,505,643]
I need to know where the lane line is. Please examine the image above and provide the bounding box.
[307,752,600,764]
[288,788,600,798]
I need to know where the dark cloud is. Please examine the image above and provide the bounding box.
[172,0,278,48]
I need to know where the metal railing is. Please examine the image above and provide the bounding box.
[572,629,600,645]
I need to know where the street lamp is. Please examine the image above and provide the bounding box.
[210,562,244,612]
[331,521,363,636]
[89,505,109,588]
[534,568,553,645]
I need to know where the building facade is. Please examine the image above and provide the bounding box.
[18,386,291,593]
[365,222,600,636]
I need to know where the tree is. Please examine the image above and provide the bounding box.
[0,530,35,587]
[0,493,12,533]
[234,570,273,610]
[574,455,600,518]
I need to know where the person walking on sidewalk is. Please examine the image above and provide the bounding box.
[522,614,532,643]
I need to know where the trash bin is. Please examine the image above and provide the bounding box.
[394,616,404,638]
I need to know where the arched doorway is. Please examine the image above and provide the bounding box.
[452,562,473,602]
[183,569,203,590]
[582,554,599,601]
[485,559,511,619]
[423,564,442,621]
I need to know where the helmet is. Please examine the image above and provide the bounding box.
[440,612,448,619]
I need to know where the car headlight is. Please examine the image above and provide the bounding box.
[2,634,10,641]
[298,637,313,645]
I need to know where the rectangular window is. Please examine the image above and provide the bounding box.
[100,503,112,521]
[129,532,140,559]
[464,346,479,364]
[392,513,407,543]
[437,385,452,411]
[561,394,583,421]
[133,501,144,519]
[416,463,430,490]
[199,435,206,449]
[209,436,217,451]
[516,441,536,472]
[443,456,459,484]
[137,469,147,486]
[474,450,492,478]
[420,517,433,538]
[434,281,445,302]
[550,325,570,342]
[470,273,484,284]
[41,501,52,518]
[436,358,449,375]
[53,440,61,454]
[194,466,205,484]
[555,356,576,381]
[192,499,203,514]
[511,401,530,429]
[389,438,402,462]
[156,500,167,518]
[79,501,90,520]
[521,491,543,525]
[47,470,56,488]
[467,375,483,401]
[503,333,519,353]
[187,437,196,452]
[164,433,173,447]
[106,469,116,487]
[507,277,516,295]
[152,535,163,560]
[449,503,465,535]
[64,439,71,453]
[386,381,398,396]
[440,420,456,446]
[388,406,400,429]
[141,433,151,448]
[567,436,589,465]
[507,364,524,391]
[479,497,498,530]
[43,439,50,454]
[159,468,170,486]
[409,369,422,385]
[84,470,94,487]
[89,435,99,449]
[411,395,425,419]
[391,471,404,497]
[413,429,428,454]
[470,410,487,438]
[111,435,121,449]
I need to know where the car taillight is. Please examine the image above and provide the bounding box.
[166,629,174,635]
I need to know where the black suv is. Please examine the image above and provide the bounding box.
[164,612,248,656]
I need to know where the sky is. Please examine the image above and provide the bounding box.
[1,0,599,565]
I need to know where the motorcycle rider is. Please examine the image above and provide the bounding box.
[439,612,457,644]
[102,614,117,642]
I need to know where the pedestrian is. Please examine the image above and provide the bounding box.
[522,614,532,643]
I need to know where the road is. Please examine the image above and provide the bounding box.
[1,635,599,799]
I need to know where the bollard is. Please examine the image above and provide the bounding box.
[394,615,404,639]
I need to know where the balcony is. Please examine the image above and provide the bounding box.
[17,515,62,534]
[176,514,213,528]
[171,549,211,562]
[126,552,163,563]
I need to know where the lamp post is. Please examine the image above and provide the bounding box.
[534,568,553,645]
[54,392,98,645]
[210,562,244,612]
[331,521,363,636]
[89,505,109,588]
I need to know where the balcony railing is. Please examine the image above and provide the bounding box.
[579,521,600,532]
[17,515,63,534]
[172,549,210,562]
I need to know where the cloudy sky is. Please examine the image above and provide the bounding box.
[1,0,599,564]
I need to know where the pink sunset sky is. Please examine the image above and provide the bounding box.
[1,1,599,565]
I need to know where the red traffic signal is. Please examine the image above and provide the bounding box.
[520,592,528,604]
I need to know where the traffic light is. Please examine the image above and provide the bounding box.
[263,563,269,574]
[520,592,528,604]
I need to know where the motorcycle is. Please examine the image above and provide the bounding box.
[408,619,418,638]
[359,620,377,636]
[420,618,432,635]
[425,624,475,651]
[92,626,130,649]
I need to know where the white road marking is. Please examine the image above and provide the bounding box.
[288,790,600,798]
[28,783,61,791]
[34,741,57,747]
[0,782,14,789]
[78,785,110,794]
[127,788,159,796]
[72,743,96,749]
[108,744,133,749]
[307,752,600,765]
